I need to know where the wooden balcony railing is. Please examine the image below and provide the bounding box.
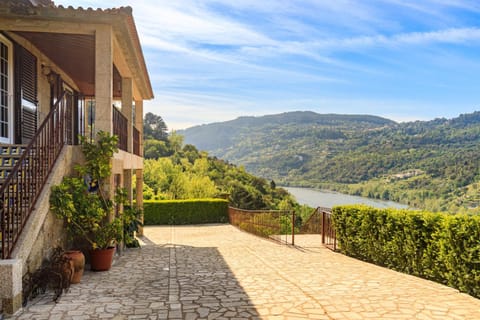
[113,106,128,152]
[133,126,140,156]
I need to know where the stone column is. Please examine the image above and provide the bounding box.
[134,99,144,236]
[124,169,133,204]
[94,25,113,135]
[121,77,133,153]
[94,25,114,199]
[136,168,144,236]
[134,99,144,156]
[121,78,134,238]
[0,259,22,314]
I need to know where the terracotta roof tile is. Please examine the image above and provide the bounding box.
[55,4,132,14]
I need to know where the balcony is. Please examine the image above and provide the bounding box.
[112,106,142,157]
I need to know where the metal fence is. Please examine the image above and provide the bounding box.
[228,206,337,250]
[228,207,296,245]
[299,207,337,250]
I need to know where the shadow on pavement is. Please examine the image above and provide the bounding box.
[137,235,261,319]
[11,237,260,319]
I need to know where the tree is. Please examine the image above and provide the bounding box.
[183,144,200,164]
[144,112,168,141]
[270,180,276,189]
[168,131,184,154]
[144,139,171,159]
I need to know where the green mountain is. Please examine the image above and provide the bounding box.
[180,111,480,212]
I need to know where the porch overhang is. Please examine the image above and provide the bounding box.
[0,3,154,100]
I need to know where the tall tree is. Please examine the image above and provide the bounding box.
[144,112,168,141]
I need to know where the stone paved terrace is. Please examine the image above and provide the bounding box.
[7,224,480,319]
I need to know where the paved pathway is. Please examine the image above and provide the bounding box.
[8,224,480,319]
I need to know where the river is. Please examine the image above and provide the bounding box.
[284,187,409,209]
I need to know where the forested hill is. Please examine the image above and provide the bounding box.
[181,111,396,152]
[181,110,480,212]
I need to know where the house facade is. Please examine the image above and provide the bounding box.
[0,0,153,314]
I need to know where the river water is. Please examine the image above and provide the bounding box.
[284,187,409,209]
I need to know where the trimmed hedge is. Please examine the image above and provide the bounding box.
[143,199,228,225]
[333,205,480,298]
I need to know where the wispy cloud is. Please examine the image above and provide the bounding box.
[134,2,274,46]
[61,0,480,129]
[305,27,480,52]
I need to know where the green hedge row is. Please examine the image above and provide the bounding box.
[332,205,480,298]
[143,199,229,225]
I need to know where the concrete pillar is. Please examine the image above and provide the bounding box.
[134,99,144,236]
[134,99,143,156]
[123,168,133,248]
[124,169,133,204]
[0,259,22,314]
[94,25,114,199]
[94,25,113,135]
[135,168,144,236]
[121,77,133,153]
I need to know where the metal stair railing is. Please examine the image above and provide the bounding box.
[0,91,70,259]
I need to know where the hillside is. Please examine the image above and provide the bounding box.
[181,110,480,212]
[181,111,395,153]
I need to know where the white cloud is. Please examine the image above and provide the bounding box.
[60,0,480,129]
[133,2,274,47]
[304,27,480,52]
[392,27,480,45]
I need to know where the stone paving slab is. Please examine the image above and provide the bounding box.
[7,224,480,319]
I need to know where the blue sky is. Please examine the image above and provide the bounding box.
[60,1,480,130]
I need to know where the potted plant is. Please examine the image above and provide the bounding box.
[50,131,137,272]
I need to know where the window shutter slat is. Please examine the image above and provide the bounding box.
[20,47,37,103]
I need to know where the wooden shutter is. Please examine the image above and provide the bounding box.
[20,46,37,103]
[14,44,38,143]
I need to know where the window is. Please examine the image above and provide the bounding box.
[0,34,13,143]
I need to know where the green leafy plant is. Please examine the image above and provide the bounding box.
[123,202,143,248]
[332,205,480,298]
[50,131,139,250]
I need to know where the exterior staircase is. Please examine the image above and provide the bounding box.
[0,91,69,260]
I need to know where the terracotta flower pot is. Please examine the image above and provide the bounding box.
[64,259,74,283]
[64,250,85,284]
[90,247,115,271]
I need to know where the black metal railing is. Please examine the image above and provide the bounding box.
[228,207,295,245]
[300,207,337,250]
[133,126,140,156]
[0,91,70,259]
[113,106,128,152]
